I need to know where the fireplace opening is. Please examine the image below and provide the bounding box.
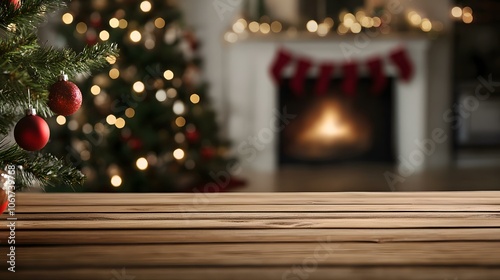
[278,78,395,165]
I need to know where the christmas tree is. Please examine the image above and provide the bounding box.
[49,0,236,192]
[0,0,117,195]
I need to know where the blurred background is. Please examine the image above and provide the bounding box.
[40,0,500,192]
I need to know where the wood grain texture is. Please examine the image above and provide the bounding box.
[1,192,500,280]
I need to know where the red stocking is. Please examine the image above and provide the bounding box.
[270,49,293,83]
[315,63,334,96]
[390,48,413,82]
[290,58,312,96]
[367,57,387,95]
[342,61,358,97]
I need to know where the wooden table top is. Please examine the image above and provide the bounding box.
[1,192,500,280]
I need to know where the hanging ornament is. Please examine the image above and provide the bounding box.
[0,169,11,213]
[201,146,216,160]
[7,0,20,10]
[14,108,50,151]
[48,73,82,116]
[186,129,200,143]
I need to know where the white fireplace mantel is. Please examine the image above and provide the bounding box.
[224,36,448,172]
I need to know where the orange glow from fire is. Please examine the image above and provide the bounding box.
[299,105,352,143]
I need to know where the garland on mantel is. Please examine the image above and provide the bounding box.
[270,47,414,96]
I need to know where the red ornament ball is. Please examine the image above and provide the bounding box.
[7,0,20,10]
[0,189,7,214]
[14,110,50,151]
[201,146,216,160]
[48,75,82,116]
[186,129,200,143]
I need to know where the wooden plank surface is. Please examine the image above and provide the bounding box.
[1,192,500,280]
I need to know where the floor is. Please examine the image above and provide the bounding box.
[238,164,500,192]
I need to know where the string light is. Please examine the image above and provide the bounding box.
[82,123,93,134]
[76,22,87,34]
[115,118,126,129]
[351,22,362,33]
[190,94,200,104]
[174,132,185,143]
[166,88,177,98]
[233,21,246,33]
[133,81,145,93]
[175,116,186,127]
[140,1,152,12]
[109,18,119,28]
[106,114,117,125]
[154,17,165,28]
[68,120,79,131]
[62,13,73,25]
[317,23,329,37]
[343,13,355,28]
[136,157,148,170]
[260,23,271,34]
[125,108,135,118]
[420,18,432,32]
[119,19,128,29]
[99,30,110,41]
[173,149,185,160]
[306,20,318,32]
[248,21,259,33]
[109,68,120,79]
[56,115,66,125]
[271,21,282,33]
[163,70,174,80]
[130,30,142,42]
[451,7,462,18]
[111,175,122,187]
[324,17,334,28]
[224,32,238,43]
[106,55,117,65]
[173,100,185,115]
[91,85,101,95]
[155,89,167,102]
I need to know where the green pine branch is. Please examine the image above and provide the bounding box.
[0,0,66,32]
[0,141,85,190]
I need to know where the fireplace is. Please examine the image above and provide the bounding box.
[225,38,451,172]
[279,78,395,165]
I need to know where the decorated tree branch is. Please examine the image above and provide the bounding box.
[0,0,118,203]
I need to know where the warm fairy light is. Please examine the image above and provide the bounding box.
[106,55,117,64]
[372,17,381,27]
[106,114,117,125]
[56,115,66,125]
[91,85,101,95]
[355,10,366,22]
[324,17,334,28]
[173,149,185,160]
[420,18,432,32]
[337,23,348,35]
[94,123,105,133]
[111,175,122,187]
[133,81,145,93]
[224,32,238,43]
[166,88,177,98]
[130,30,142,42]
[140,1,152,12]
[451,7,462,18]
[306,20,318,32]
[82,123,93,134]
[463,7,473,15]
[233,21,246,33]
[115,118,126,129]
[99,30,110,41]
[190,93,200,104]
[163,70,174,80]
[109,68,120,79]
[154,17,165,28]
[136,157,148,170]
[172,100,185,115]
[125,108,136,118]
[175,116,186,127]
[360,17,372,28]
[175,132,185,143]
[463,13,473,24]
[260,23,271,34]
[317,23,329,37]
[156,89,167,102]
[248,21,259,33]
[76,22,87,34]
[351,22,362,33]
[145,39,155,49]
[408,12,422,26]
[119,19,128,29]
[62,13,73,25]
[68,120,79,131]
[271,21,282,33]
[109,18,119,28]
[343,13,355,28]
